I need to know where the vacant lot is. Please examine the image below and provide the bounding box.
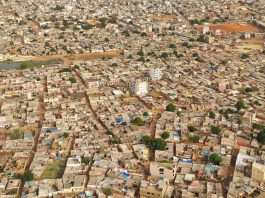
[9,50,121,65]
[198,22,261,33]
[41,161,64,179]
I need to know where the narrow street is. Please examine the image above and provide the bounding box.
[16,94,46,198]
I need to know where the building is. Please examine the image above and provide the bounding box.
[129,79,148,96]
[252,160,265,183]
[203,24,210,34]
[150,162,177,180]
[149,67,163,81]
[139,178,174,198]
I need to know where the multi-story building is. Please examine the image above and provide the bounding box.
[129,79,148,96]
[149,67,163,81]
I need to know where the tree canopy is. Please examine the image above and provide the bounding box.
[102,187,113,197]
[209,153,223,165]
[23,171,34,181]
[82,156,91,165]
[235,99,246,110]
[257,130,265,145]
[166,103,176,112]
[189,135,200,143]
[187,125,198,132]
[132,117,144,126]
[161,52,169,59]
[143,112,149,117]
[211,126,221,135]
[169,43,176,49]
[209,111,216,119]
[161,132,170,139]
[143,135,167,151]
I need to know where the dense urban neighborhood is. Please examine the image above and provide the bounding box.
[0,0,265,198]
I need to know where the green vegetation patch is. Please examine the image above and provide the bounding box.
[19,62,43,69]
[41,161,64,179]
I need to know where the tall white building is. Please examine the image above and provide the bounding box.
[149,67,163,81]
[129,79,148,96]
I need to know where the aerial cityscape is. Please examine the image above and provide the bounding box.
[0,0,265,198]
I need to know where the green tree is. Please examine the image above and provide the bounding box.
[161,52,169,59]
[169,44,176,49]
[23,171,34,181]
[241,53,249,59]
[137,56,145,62]
[209,111,216,119]
[166,103,176,112]
[209,153,223,165]
[161,132,170,139]
[102,187,113,197]
[192,52,199,57]
[182,42,192,48]
[221,60,228,65]
[106,130,113,135]
[257,131,265,144]
[59,68,71,73]
[189,135,200,143]
[132,117,144,126]
[123,30,130,37]
[197,35,205,42]
[245,87,253,93]
[74,65,79,69]
[62,132,69,138]
[235,99,246,110]
[82,156,91,165]
[140,32,147,36]
[211,126,221,135]
[176,111,181,116]
[143,112,149,117]
[142,136,167,151]
[254,100,261,106]
[148,138,167,151]
[128,54,133,59]
[68,77,76,83]
[137,50,144,56]
[187,125,197,132]
[142,135,151,144]
[253,124,265,131]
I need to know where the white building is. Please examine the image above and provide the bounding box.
[129,79,148,96]
[203,23,210,34]
[149,67,163,81]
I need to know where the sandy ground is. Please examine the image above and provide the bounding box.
[6,50,122,65]
[232,39,264,53]
[197,22,261,33]
[148,15,176,20]
[86,20,100,25]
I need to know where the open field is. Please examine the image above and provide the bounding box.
[232,39,264,53]
[198,22,261,33]
[41,161,64,179]
[5,50,122,65]
[148,15,176,20]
